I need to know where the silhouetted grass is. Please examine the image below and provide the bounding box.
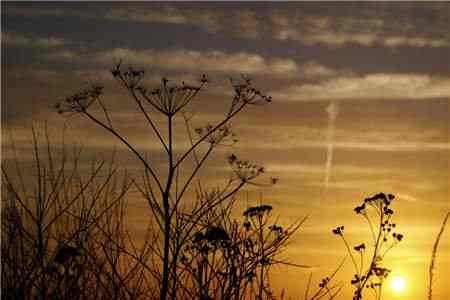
[428,212,450,300]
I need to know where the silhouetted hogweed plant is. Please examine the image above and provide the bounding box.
[55,84,104,114]
[136,76,205,116]
[195,124,238,146]
[227,154,279,188]
[333,193,403,300]
[55,62,274,300]
[180,204,306,300]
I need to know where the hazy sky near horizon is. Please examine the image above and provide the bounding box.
[2,2,449,299]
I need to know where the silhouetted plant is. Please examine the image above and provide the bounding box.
[332,193,403,300]
[428,212,449,300]
[303,258,345,300]
[56,63,273,300]
[1,128,137,299]
[178,201,307,300]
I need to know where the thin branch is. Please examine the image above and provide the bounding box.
[174,102,247,169]
[82,109,164,194]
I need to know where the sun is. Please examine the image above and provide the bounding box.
[390,275,406,293]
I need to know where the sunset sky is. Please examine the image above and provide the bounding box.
[2,2,449,299]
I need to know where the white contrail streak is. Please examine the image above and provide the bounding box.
[324,102,339,191]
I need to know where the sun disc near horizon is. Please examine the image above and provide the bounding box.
[390,275,406,293]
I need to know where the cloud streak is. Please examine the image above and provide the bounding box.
[273,23,448,48]
[238,124,449,152]
[46,47,300,77]
[250,139,450,152]
[265,163,391,176]
[6,4,448,49]
[100,6,450,49]
[272,74,450,101]
[3,32,66,48]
